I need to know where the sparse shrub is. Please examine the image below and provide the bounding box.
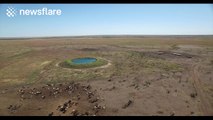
[170,44,180,50]
[190,93,197,98]
[143,59,183,72]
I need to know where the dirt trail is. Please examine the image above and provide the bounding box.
[190,62,213,115]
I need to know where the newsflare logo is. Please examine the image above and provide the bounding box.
[6,7,17,17]
[6,6,62,18]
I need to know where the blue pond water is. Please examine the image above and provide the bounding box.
[72,58,97,64]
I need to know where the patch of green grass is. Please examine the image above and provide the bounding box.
[170,44,180,50]
[143,59,183,72]
[27,69,41,84]
[8,49,32,59]
[126,51,183,72]
[60,57,108,69]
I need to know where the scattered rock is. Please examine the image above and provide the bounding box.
[8,104,21,113]
[1,91,6,94]
[84,111,90,116]
[190,93,197,98]
[157,51,164,55]
[170,111,175,116]
[161,73,169,78]
[135,85,139,89]
[48,112,54,116]
[93,103,105,114]
[172,53,182,56]
[89,97,99,103]
[71,109,79,116]
[86,85,91,90]
[8,105,12,109]
[157,111,164,114]
[108,86,116,91]
[41,95,45,99]
[122,100,133,109]
[35,91,42,95]
[144,81,151,87]
[59,105,66,113]
[167,90,170,94]
[12,81,105,116]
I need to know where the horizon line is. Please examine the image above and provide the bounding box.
[1,34,213,39]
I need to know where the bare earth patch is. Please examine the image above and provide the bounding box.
[0,36,212,116]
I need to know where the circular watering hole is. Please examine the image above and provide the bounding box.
[71,57,97,64]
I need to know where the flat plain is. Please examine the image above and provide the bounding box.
[0,36,212,116]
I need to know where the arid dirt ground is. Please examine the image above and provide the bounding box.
[0,36,212,116]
